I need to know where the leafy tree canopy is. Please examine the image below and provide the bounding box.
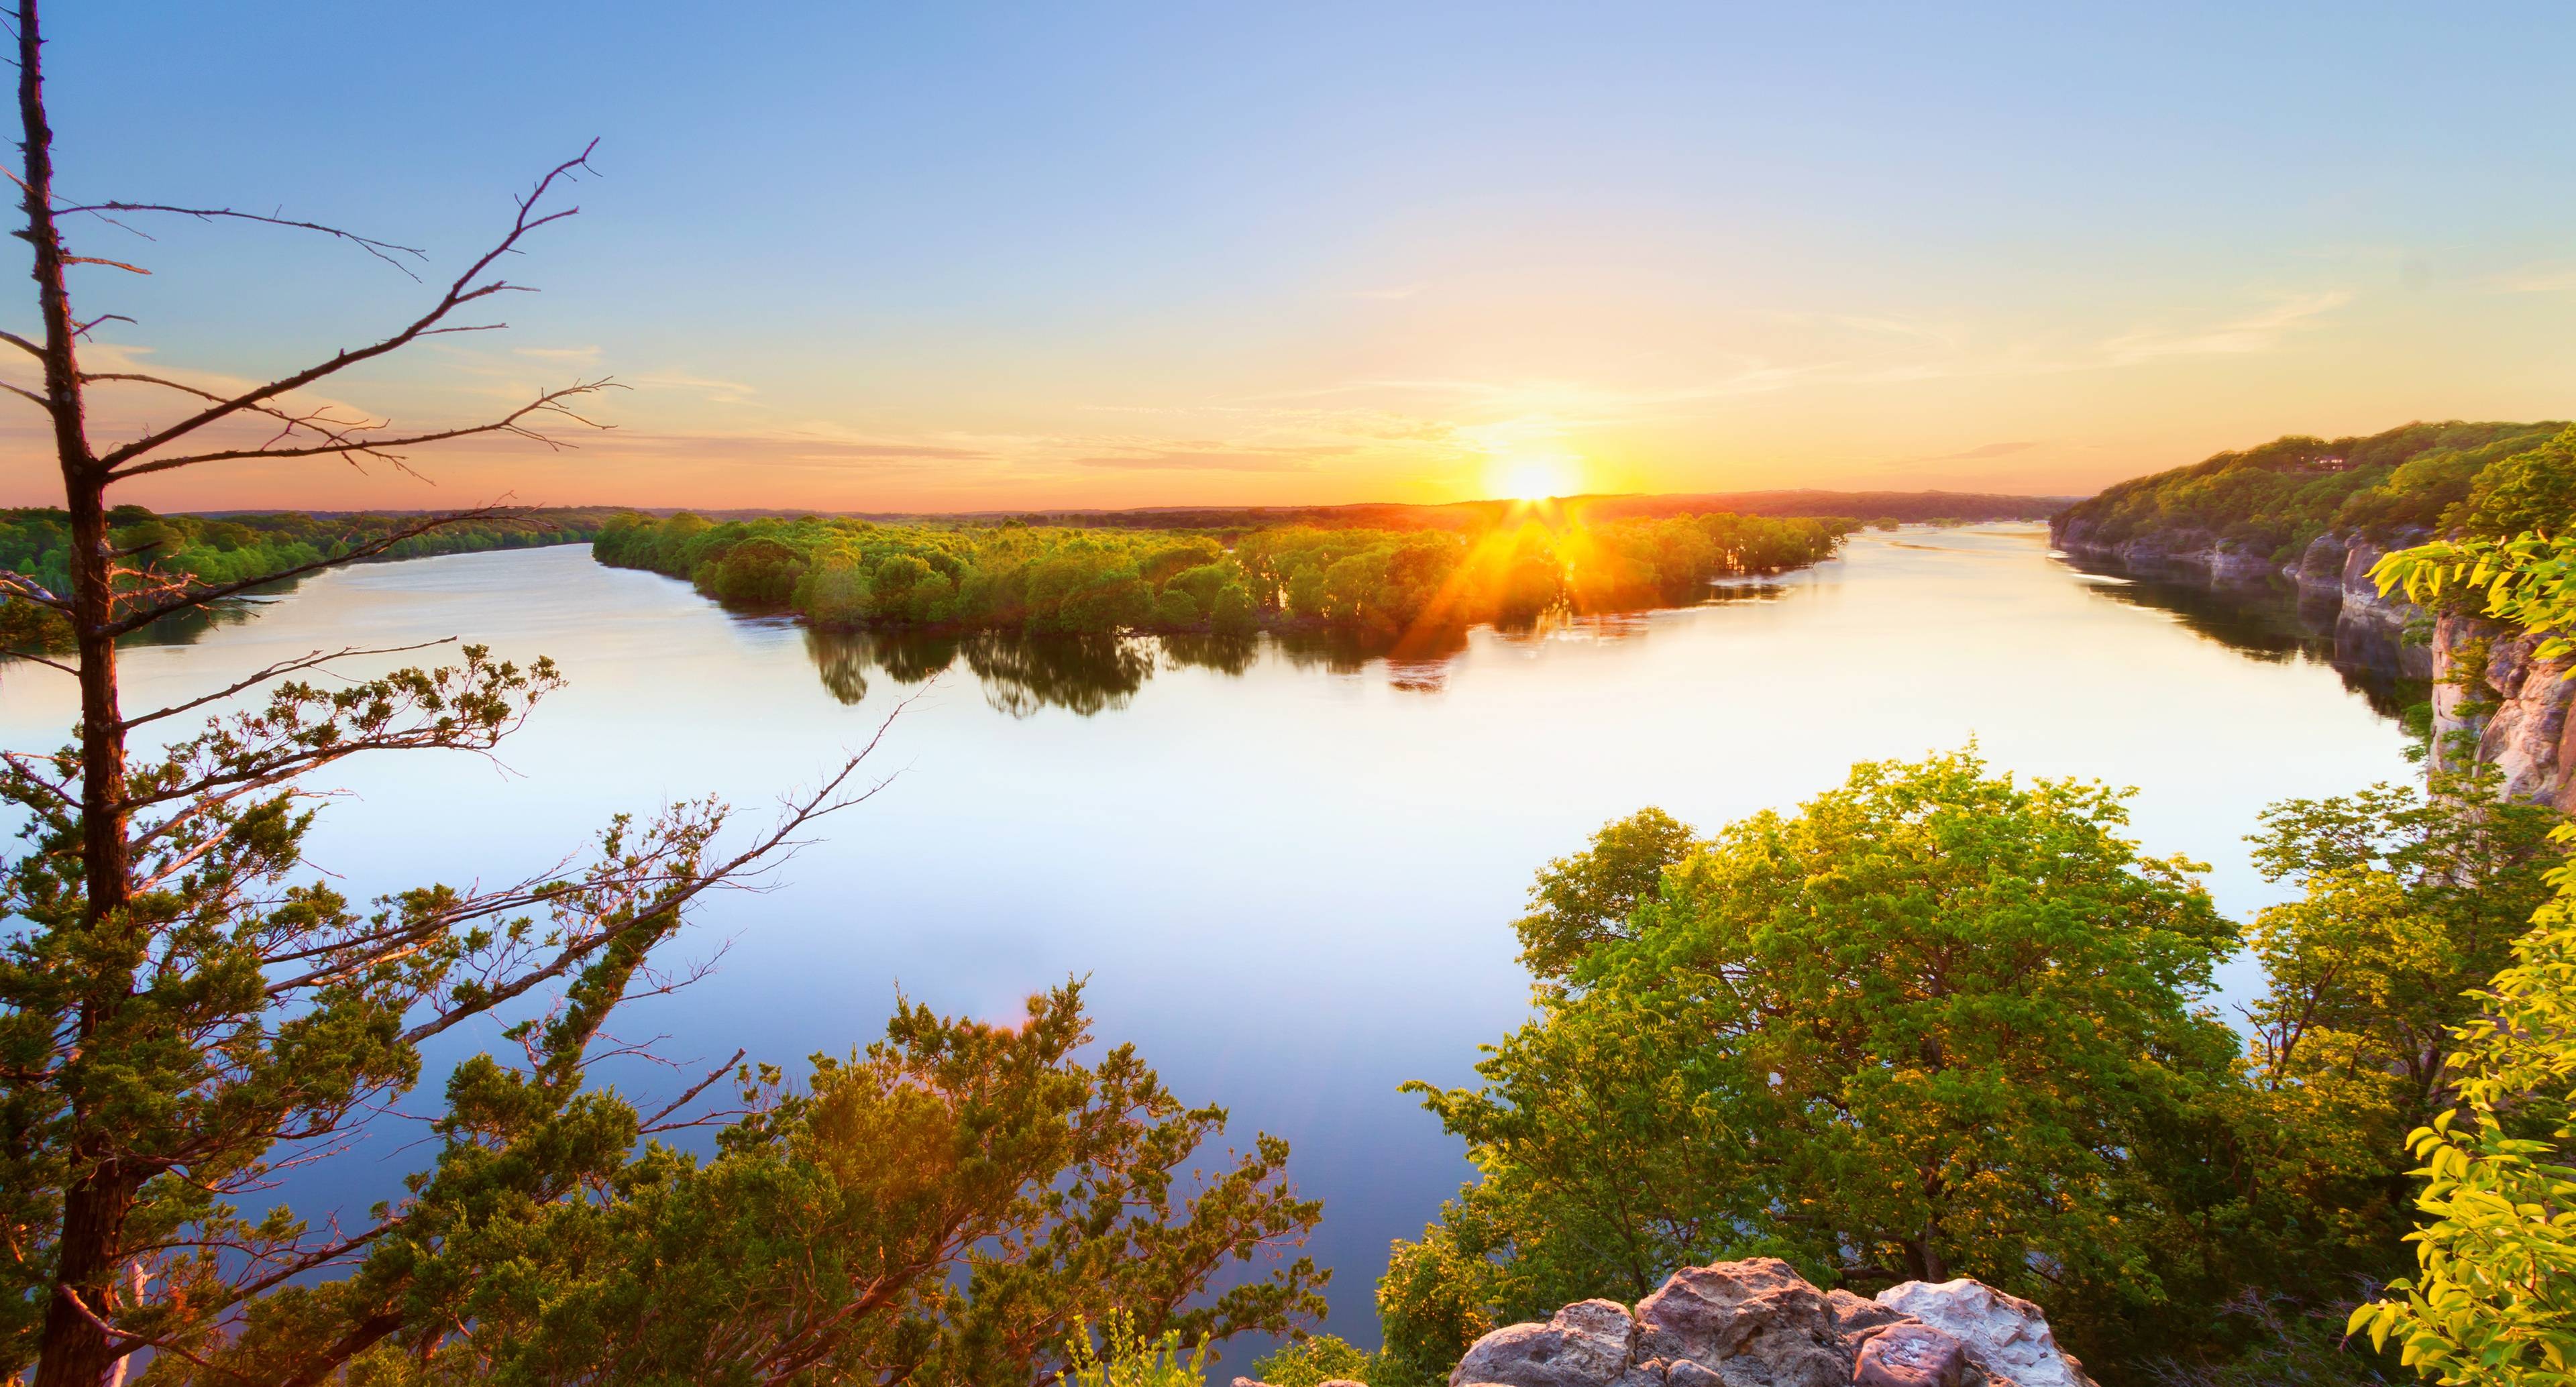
[1385,751,2247,1375]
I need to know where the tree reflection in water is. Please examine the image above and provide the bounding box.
[795,581,1793,716]
[2058,561,2424,718]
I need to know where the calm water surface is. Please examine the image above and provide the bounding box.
[0,524,2418,1356]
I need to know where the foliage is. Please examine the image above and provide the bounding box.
[2347,876,2576,1385]
[1252,1330,1438,1387]
[1386,751,2247,1374]
[592,508,1854,639]
[2450,427,2576,542]
[2052,420,2569,559]
[2237,771,2564,1294]
[2144,1292,2400,1387]
[1510,807,1698,979]
[1063,1311,1209,1387]
[2341,531,2576,1384]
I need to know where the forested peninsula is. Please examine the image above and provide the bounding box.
[591,508,1858,638]
[2052,419,2573,577]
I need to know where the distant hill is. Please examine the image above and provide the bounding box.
[477,489,2066,533]
[1563,489,2073,525]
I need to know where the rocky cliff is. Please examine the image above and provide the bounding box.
[2431,610,2576,810]
[1233,1258,2094,1387]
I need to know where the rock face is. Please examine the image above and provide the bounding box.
[1433,1259,2095,1387]
[2430,610,2576,810]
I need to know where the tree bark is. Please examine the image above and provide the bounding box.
[20,3,138,1381]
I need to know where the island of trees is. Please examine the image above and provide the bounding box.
[590,508,1857,639]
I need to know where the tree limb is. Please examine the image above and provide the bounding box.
[95,140,599,474]
[58,201,428,278]
[638,1048,749,1133]
[120,637,459,730]
[106,378,617,481]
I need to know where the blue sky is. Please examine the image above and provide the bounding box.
[14,2,2575,509]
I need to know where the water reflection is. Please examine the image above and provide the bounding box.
[796,582,1794,714]
[806,628,1161,717]
[0,528,2422,1358]
[2057,561,2426,719]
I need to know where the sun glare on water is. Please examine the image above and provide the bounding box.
[1489,454,1582,501]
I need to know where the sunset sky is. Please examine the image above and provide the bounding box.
[9,2,2575,513]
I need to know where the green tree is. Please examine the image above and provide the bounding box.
[2447,424,2576,540]
[2239,773,2563,1294]
[1389,750,2246,1372]
[1210,581,1258,634]
[1510,807,1698,979]
[2343,533,2576,1384]
[240,986,1324,1387]
[1154,586,1199,628]
[1252,1329,1435,1387]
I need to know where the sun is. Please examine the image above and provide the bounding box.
[1487,453,1582,501]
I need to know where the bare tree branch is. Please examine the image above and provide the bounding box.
[639,1048,749,1133]
[58,201,429,278]
[106,378,619,481]
[0,566,66,608]
[3,650,73,675]
[120,637,459,731]
[95,141,600,474]
[60,252,146,274]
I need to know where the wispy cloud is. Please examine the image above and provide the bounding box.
[1073,444,1335,472]
[2487,265,2576,294]
[2099,290,2353,364]
[1923,440,2039,462]
[513,345,603,363]
[625,372,759,406]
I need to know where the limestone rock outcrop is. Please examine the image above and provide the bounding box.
[2430,609,2576,810]
[1403,1258,2096,1387]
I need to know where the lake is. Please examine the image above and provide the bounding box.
[0,523,2418,1363]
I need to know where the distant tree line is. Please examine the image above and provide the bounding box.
[2054,418,2576,563]
[591,510,1856,638]
[0,504,616,655]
